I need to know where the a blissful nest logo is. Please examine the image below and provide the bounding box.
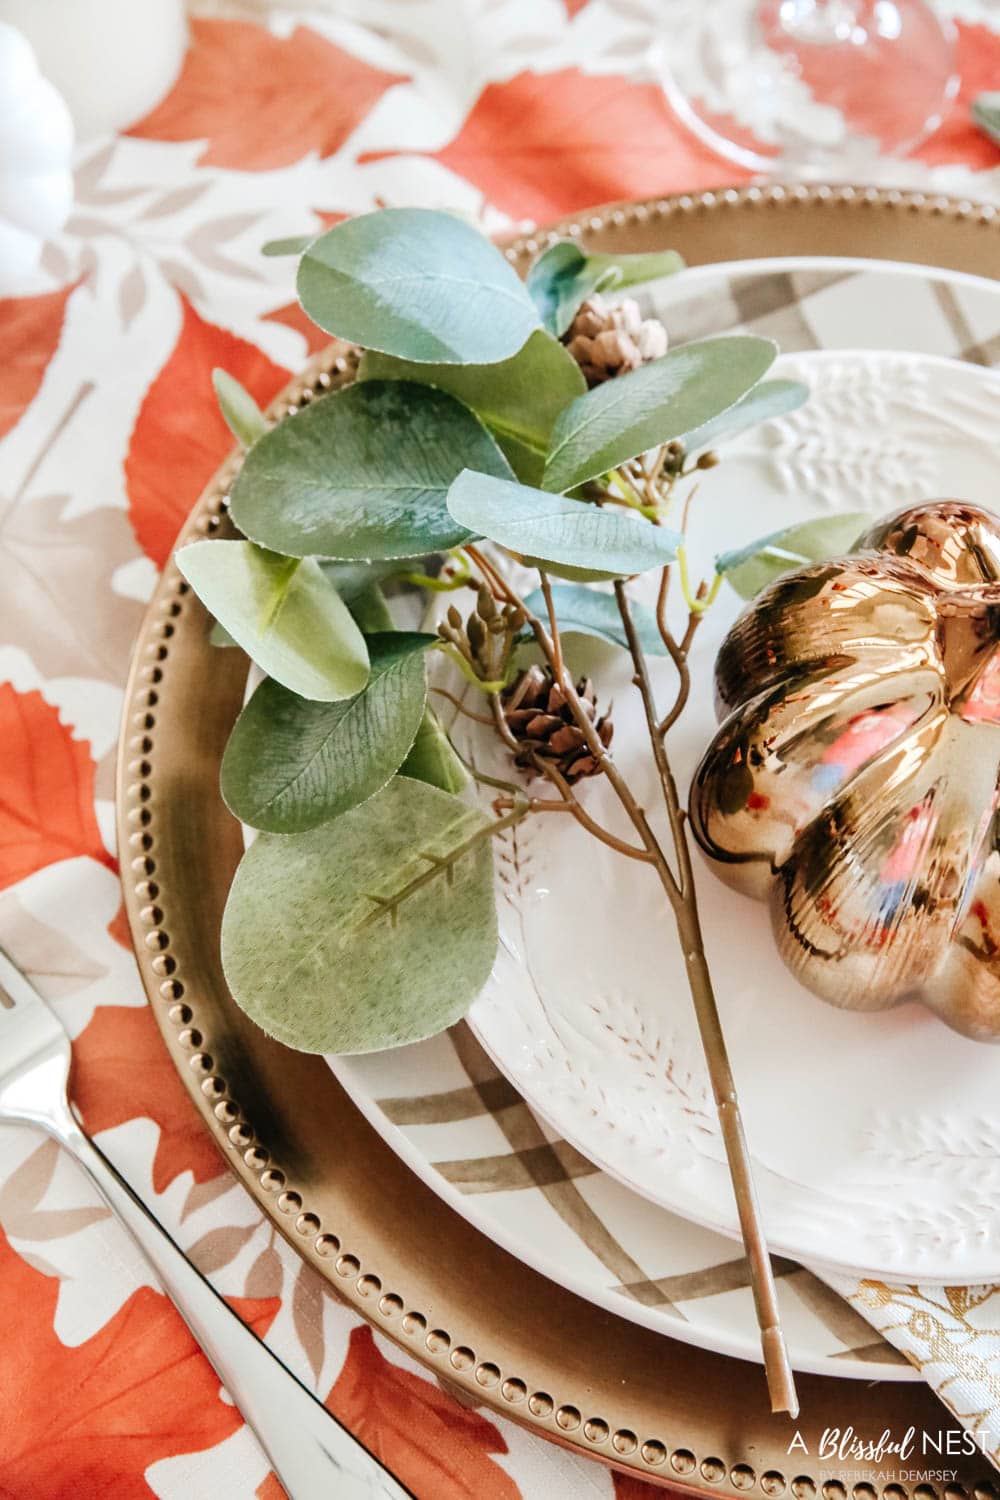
[787,1426,992,1482]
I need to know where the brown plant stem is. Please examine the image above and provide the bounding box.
[538,570,564,683]
[431,686,495,725]
[532,752,653,863]
[463,544,517,604]
[471,551,797,1413]
[461,548,798,1412]
[655,565,702,737]
[613,580,798,1420]
[487,696,650,863]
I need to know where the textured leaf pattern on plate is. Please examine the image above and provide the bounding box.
[680,377,809,454]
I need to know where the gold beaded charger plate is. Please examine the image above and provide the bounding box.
[330,253,1000,1360]
[118,185,1000,1497]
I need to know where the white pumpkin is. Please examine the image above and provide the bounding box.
[0,22,73,286]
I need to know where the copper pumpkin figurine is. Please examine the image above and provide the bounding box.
[690,501,1000,1042]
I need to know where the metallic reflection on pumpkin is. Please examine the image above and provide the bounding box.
[690,501,1000,1041]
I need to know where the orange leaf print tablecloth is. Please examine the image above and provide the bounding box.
[2,4,999,1496]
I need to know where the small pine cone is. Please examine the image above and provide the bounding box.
[501,664,613,783]
[564,293,669,386]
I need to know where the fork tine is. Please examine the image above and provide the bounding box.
[0,947,71,1131]
[0,946,50,1013]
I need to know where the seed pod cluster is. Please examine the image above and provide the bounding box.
[564,294,669,386]
[437,585,527,685]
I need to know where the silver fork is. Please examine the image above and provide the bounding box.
[0,945,413,1500]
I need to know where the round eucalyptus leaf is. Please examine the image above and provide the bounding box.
[522,583,670,656]
[212,369,268,448]
[296,207,539,364]
[543,336,777,494]
[447,470,680,577]
[221,632,433,832]
[680,378,808,454]
[527,241,684,337]
[229,380,513,560]
[400,706,469,793]
[717,512,871,600]
[359,328,585,485]
[262,234,314,257]
[220,778,499,1054]
[176,541,369,702]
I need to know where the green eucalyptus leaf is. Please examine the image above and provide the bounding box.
[345,583,395,633]
[523,560,624,584]
[527,240,685,336]
[522,583,670,656]
[220,777,498,1053]
[681,378,808,454]
[230,380,513,561]
[315,563,469,791]
[176,540,369,701]
[212,369,268,448]
[717,512,871,600]
[320,559,399,633]
[543,335,777,493]
[221,632,433,833]
[209,619,238,648]
[261,234,314,257]
[296,207,539,364]
[973,93,1000,147]
[447,470,681,577]
[320,559,404,608]
[358,329,585,485]
[400,706,469,792]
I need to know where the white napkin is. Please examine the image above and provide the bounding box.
[822,1272,1000,1472]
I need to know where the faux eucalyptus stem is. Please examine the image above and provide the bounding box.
[194,208,831,1415]
[468,546,797,1415]
[614,581,799,1420]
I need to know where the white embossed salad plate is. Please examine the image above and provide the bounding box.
[330,256,1000,1364]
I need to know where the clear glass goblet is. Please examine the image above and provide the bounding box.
[660,0,960,178]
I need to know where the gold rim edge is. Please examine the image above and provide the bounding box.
[116,184,1000,1497]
